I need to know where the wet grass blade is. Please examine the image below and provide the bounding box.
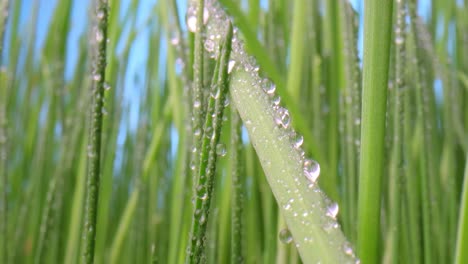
[186,20,233,264]
[81,1,110,263]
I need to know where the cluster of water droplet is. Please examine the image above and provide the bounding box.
[191,0,323,190]
[186,1,358,262]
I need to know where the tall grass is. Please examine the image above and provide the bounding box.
[1,0,468,263]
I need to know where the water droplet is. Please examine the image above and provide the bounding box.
[223,97,230,107]
[194,100,201,108]
[264,83,276,95]
[186,7,209,33]
[101,108,108,116]
[204,39,215,52]
[216,143,227,156]
[303,159,320,184]
[354,118,361,125]
[279,228,293,244]
[192,146,197,153]
[96,29,104,42]
[187,16,198,32]
[274,107,290,128]
[326,202,339,219]
[292,132,304,149]
[203,8,209,24]
[93,73,102,81]
[97,11,105,20]
[171,35,180,45]
[395,36,404,45]
[200,214,206,223]
[322,222,339,233]
[87,145,95,158]
[342,242,354,256]
[272,95,281,106]
[103,82,111,91]
[205,127,213,139]
[228,60,236,73]
[210,89,220,99]
[194,127,202,137]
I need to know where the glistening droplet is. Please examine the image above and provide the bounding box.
[279,228,293,244]
[216,143,227,157]
[274,107,290,128]
[326,202,339,219]
[303,159,320,183]
[292,132,304,149]
[186,7,209,33]
[228,60,236,73]
[96,30,104,42]
[264,83,276,95]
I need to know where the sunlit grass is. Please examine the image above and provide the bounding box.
[1,0,468,263]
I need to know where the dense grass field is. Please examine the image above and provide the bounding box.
[1,0,468,263]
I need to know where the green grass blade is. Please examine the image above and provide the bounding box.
[455,154,468,264]
[186,20,233,264]
[357,0,393,263]
[81,1,110,263]
[230,109,244,263]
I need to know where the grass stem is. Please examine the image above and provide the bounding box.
[81,1,109,263]
[357,0,393,263]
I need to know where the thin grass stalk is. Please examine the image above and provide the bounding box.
[34,175,59,264]
[340,1,361,241]
[230,109,243,263]
[0,71,7,264]
[186,21,233,264]
[286,0,305,102]
[81,1,109,263]
[322,0,345,202]
[455,154,468,264]
[0,1,9,262]
[408,3,435,263]
[385,1,406,262]
[190,0,206,186]
[357,0,393,263]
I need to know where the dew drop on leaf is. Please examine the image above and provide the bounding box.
[194,99,201,108]
[303,158,320,184]
[395,36,404,45]
[186,7,209,33]
[274,107,290,128]
[96,29,104,43]
[292,132,304,149]
[326,202,339,219]
[97,11,104,20]
[228,60,236,73]
[194,127,201,137]
[204,39,215,52]
[272,95,281,106]
[342,241,355,256]
[216,143,227,157]
[264,83,276,95]
[170,35,180,45]
[93,73,102,81]
[279,228,293,244]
